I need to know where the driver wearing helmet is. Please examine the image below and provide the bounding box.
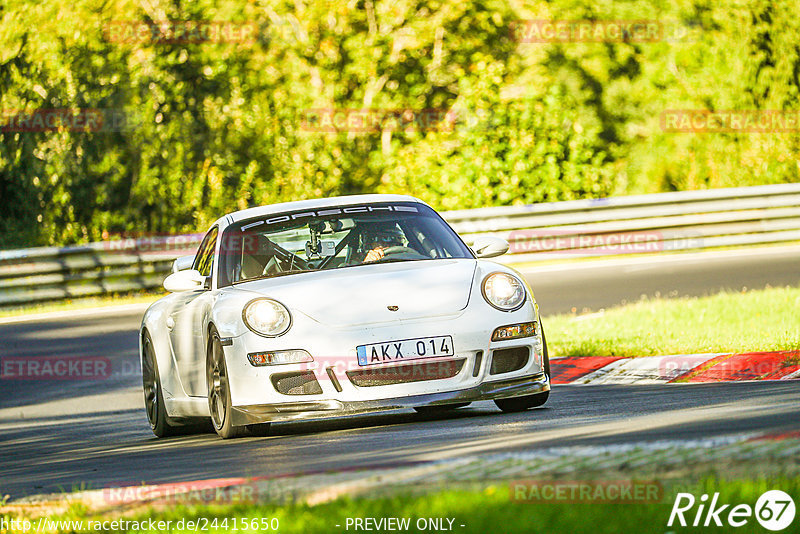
[362,223,405,263]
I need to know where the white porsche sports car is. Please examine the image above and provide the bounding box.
[140,195,550,438]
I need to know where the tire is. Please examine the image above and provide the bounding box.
[495,390,550,412]
[494,322,551,413]
[207,328,249,439]
[414,402,471,414]
[142,332,178,437]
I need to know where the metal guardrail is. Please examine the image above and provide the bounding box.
[2,183,799,306]
[0,237,203,306]
[445,182,800,262]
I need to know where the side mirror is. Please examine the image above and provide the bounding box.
[164,269,206,292]
[471,236,509,259]
[171,255,196,273]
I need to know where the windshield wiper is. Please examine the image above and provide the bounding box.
[369,257,420,265]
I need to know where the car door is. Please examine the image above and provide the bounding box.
[167,227,217,397]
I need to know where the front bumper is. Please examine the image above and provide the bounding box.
[231,372,549,425]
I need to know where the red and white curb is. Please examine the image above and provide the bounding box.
[551,350,800,385]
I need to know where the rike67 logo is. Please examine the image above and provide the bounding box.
[668,490,796,531]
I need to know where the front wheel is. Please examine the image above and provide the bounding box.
[494,390,550,412]
[142,332,178,437]
[207,329,249,439]
[494,322,551,413]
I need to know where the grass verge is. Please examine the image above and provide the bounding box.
[545,285,800,358]
[5,476,798,533]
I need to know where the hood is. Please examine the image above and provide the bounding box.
[232,259,477,327]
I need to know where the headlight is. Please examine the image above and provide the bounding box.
[242,298,292,337]
[482,272,526,311]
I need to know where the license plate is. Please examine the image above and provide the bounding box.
[356,336,454,366]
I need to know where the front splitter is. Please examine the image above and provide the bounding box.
[231,373,550,426]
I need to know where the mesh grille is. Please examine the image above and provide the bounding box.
[347,359,465,387]
[271,371,323,395]
[490,347,530,375]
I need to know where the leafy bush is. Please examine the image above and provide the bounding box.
[1,0,798,248]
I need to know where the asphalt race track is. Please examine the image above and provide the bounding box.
[526,245,800,313]
[1,246,799,499]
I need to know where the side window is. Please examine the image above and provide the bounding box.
[193,227,218,278]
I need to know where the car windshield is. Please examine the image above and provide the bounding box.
[217,202,473,287]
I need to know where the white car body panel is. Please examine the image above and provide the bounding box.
[234,259,475,327]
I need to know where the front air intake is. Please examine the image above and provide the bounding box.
[347,359,465,387]
[271,371,323,395]
[489,347,530,375]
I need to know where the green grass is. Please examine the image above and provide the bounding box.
[6,476,798,533]
[0,291,165,318]
[545,286,800,358]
